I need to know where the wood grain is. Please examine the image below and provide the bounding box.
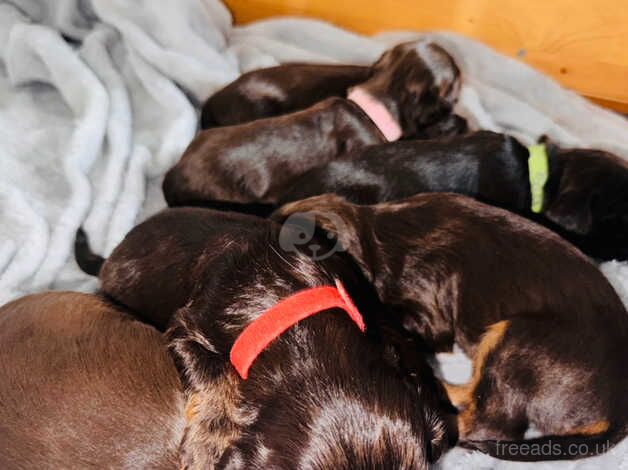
[224,0,628,113]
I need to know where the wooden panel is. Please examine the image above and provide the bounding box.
[224,0,628,112]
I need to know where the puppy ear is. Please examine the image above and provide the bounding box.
[544,189,594,235]
[272,194,372,277]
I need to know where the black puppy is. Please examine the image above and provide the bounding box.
[278,131,628,260]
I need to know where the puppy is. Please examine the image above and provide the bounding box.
[75,210,268,330]
[163,41,463,207]
[274,193,628,460]
[278,131,628,260]
[200,64,371,128]
[0,292,184,469]
[75,208,451,468]
[199,59,467,139]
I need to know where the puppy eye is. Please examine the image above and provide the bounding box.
[299,233,307,240]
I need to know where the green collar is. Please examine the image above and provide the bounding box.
[527,144,549,213]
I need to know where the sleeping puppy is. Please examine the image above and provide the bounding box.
[278,131,628,260]
[200,64,371,128]
[274,193,628,461]
[0,292,184,470]
[75,207,451,468]
[74,210,266,330]
[163,40,464,207]
[199,59,466,139]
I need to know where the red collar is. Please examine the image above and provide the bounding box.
[230,280,366,379]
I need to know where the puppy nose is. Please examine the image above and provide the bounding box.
[309,244,321,253]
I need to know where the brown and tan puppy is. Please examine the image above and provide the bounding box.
[274,193,628,461]
[163,41,464,208]
[0,292,184,470]
[74,208,452,469]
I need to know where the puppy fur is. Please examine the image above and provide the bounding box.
[278,131,628,260]
[199,57,467,139]
[162,41,464,207]
[274,193,628,460]
[0,292,184,470]
[75,207,451,469]
[200,63,372,129]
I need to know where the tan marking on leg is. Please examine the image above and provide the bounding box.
[457,401,477,438]
[185,392,200,421]
[568,420,610,436]
[179,371,254,469]
[447,321,510,438]
[469,321,509,389]
[443,383,471,407]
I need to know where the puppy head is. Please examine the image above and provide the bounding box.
[273,194,371,274]
[355,41,462,137]
[216,364,448,470]
[278,210,349,261]
[544,149,628,260]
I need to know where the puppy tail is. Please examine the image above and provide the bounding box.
[460,423,627,461]
[74,228,105,276]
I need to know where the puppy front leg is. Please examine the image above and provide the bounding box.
[168,316,251,469]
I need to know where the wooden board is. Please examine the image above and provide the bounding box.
[224,0,628,113]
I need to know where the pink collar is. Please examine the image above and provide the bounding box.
[230,280,365,380]
[348,87,403,142]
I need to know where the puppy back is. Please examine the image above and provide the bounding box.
[0,292,184,470]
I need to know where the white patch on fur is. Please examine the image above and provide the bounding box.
[241,79,286,101]
[414,41,458,99]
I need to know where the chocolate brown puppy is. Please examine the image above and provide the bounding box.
[163,41,463,208]
[0,292,184,470]
[75,210,265,330]
[199,60,466,139]
[200,63,371,129]
[75,208,452,468]
[274,193,628,461]
[278,131,628,260]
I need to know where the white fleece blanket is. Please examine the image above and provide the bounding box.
[0,1,627,468]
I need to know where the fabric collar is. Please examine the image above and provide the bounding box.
[528,143,549,213]
[347,87,403,142]
[230,280,366,379]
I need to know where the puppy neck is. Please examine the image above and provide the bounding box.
[230,280,365,379]
[348,87,403,142]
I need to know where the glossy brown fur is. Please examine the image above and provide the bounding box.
[274,193,628,459]
[278,131,628,260]
[542,146,628,260]
[96,209,263,330]
[164,97,386,206]
[0,292,184,470]
[75,208,450,468]
[163,41,464,207]
[200,63,372,129]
